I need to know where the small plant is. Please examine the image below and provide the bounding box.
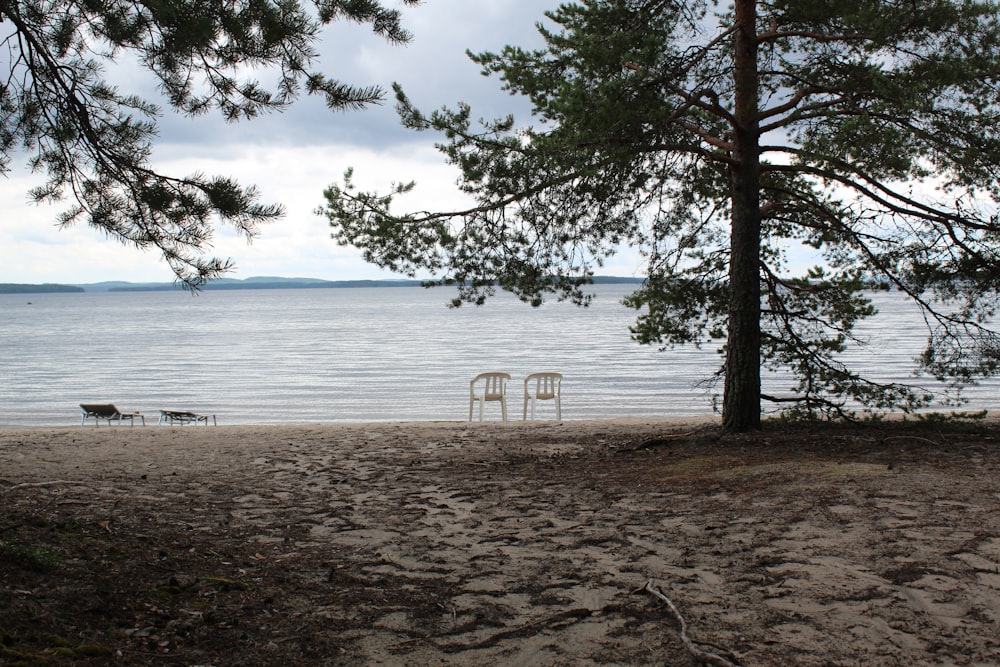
[913,410,989,424]
[0,539,62,572]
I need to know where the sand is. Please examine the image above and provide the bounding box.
[2,417,999,665]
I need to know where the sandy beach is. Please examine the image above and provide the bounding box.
[2,417,999,665]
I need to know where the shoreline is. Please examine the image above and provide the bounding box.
[4,408,994,432]
[0,414,724,432]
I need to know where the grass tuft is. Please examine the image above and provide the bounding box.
[0,540,62,572]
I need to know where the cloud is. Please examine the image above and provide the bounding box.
[152,1,555,151]
[166,142,478,280]
[0,0,564,284]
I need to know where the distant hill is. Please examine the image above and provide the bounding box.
[0,283,84,294]
[101,277,426,292]
[0,275,643,294]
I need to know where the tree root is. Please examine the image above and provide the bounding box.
[624,429,722,452]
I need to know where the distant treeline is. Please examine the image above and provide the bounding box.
[2,277,903,295]
[0,283,85,294]
[1,276,645,294]
[109,276,646,292]
[108,278,426,292]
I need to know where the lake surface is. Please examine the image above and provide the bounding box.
[1,285,996,426]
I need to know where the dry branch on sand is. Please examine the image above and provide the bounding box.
[643,580,742,667]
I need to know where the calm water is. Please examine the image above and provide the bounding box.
[0,285,996,426]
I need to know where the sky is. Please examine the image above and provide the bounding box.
[2,0,636,285]
[1,1,831,287]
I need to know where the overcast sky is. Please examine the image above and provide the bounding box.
[2,0,644,285]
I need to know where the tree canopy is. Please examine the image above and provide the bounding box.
[320,0,1000,431]
[0,0,417,286]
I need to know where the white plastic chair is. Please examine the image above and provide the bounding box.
[469,372,511,421]
[523,372,562,420]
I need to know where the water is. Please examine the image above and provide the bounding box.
[1,285,996,426]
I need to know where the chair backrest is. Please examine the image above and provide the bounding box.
[471,372,511,399]
[524,372,562,399]
[80,403,120,417]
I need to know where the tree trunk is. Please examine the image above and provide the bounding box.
[722,0,762,432]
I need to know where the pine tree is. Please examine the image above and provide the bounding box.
[321,0,1000,431]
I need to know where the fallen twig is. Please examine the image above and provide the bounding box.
[643,580,742,667]
[881,435,942,447]
[2,480,91,494]
[432,607,593,653]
